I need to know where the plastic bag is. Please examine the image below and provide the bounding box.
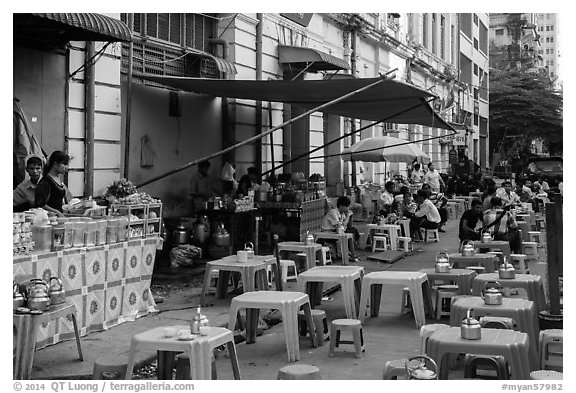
[221,162,235,182]
[31,208,50,226]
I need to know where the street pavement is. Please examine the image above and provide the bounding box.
[29,216,546,380]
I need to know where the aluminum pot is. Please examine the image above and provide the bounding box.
[212,223,230,247]
[27,279,51,311]
[49,277,66,305]
[13,282,25,309]
[461,240,476,257]
[435,251,452,273]
[172,224,191,245]
[461,308,482,340]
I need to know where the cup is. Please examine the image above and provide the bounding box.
[237,250,248,263]
[178,329,191,340]
[199,326,210,336]
[164,327,176,337]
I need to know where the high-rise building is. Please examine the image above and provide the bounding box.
[537,13,561,88]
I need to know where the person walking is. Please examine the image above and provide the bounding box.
[423,163,445,193]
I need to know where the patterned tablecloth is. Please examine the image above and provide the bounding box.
[13,237,162,349]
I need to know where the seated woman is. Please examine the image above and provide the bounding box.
[321,196,360,262]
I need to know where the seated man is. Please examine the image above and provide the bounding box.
[410,189,441,241]
[482,196,521,253]
[459,199,483,242]
[496,181,521,208]
[422,183,449,232]
[13,155,43,212]
[514,179,533,203]
[379,181,395,215]
[321,196,360,262]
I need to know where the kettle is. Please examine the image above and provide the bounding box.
[244,242,255,259]
[336,221,345,234]
[13,282,25,309]
[304,231,315,246]
[481,231,493,243]
[461,240,476,257]
[49,277,66,305]
[481,281,503,305]
[405,355,438,380]
[27,279,51,311]
[190,305,209,334]
[172,223,191,245]
[434,251,452,273]
[498,259,516,280]
[193,216,210,245]
[212,222,230,247]
[460,308,482,340]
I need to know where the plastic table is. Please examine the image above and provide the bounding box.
[471,273,547,313]
[313,232,354,265]
[200,255,279,305]
[278,241,326,269]
[419,268,477,295]
[13,302,83,380]
[477,240,512,261]
[358,271,434,329]
[426,327,531,379]
[448,253,499,273]
[366,224,402,250]
[125,325,240,380]
[297,266,364,319]
[227,291,317,362]
[449,296,539,370]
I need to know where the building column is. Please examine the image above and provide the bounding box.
[324,114,342,196]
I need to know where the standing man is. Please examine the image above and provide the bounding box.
[410,189,441,241]
[13,155,43,212]
[410,163,423,183]
[423,163,445,193]
[190,160,218,213]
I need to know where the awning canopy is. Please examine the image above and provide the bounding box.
[139,75,455,130]
[278,45,350,72]
[205,54,237,75]
[14,13,132,43]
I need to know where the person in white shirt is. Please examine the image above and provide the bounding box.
[410,189,441,241]
[496,181,521,207]
[321,196,359,262]
[423,163,445,193]
[410,163,423,183]
[379,181,395,213]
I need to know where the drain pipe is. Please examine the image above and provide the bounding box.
[209,37,233,162]
[84,41,95,197]
[255,13,264,170]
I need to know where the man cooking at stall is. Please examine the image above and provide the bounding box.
[190,160,219,213]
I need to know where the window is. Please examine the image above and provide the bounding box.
[474,114,479,126]
[479,21,488,53]
[496,28,504,35]
[550,60,554,66]
[474,88,479,100]
[480,72,488,100]
[474,38,478,50]
[539,26,544,31]
[551,72,555,77]
[432,13,437,55]
[550,37,554,42]
[546,37,550,42]
[459,54,472,85]
[423,14,429,48]
[440,15,446,60]
[460,13,472,39]
[550,25,554,31]
[474,63,478,75]
[546,49,550,54]
[546,26,550,31]
[473,13,478,25]
[550,48,554,54]
[539,49,543,54]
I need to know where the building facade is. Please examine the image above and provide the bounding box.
[536,13,561,89]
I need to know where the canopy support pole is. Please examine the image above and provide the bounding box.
[136,69,397,188]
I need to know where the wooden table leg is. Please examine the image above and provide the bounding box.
[421,281,435,319]
[245,308,259,344]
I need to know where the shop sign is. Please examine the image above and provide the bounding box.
[440,129,466,146]
[280,13,314,27]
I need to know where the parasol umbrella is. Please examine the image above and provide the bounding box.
[342,136,431,164]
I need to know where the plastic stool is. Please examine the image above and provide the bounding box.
[175,353,217,380]
[446,204,457,220]
[329,319,364,358]
[372,235,388,252]
[535,218,546,232]
[280,260,298,283]
[480,316,515,330]
[296,253,308,271]
[92,355,129,380]
[397,236,413,255]
[467,266,486,275]
[277,364,321,380]
[320,246,333,265]
[539,329,563,371]
[401,287,412,313]
[464,354,510,379]
[450,295,474,308]
[522,242,539,261]
[297,309,329,346]
[528,231,544,246]
[420,228,440,243]
[510,254,529,274]
[208,269,234,294]
[419,324,450,354]
[382,359,408,380]
[487,251,504,265]
[530,370,563,380]
[435,285,459,319]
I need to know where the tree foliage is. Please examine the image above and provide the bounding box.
[489,69,563,166]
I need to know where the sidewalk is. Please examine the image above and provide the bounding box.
[29,217,537,380]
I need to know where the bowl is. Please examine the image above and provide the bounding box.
[164,327,176,337]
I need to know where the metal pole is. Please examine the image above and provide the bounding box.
[268,101,275,183]
[84,41,95,197]
[136,71,396,188]
[124,13,134,179]
[350,29,358,187]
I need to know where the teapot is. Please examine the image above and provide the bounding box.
[244,242,255,259]
[460,308,482,340]
[498,259,516,279]
[27,278,51,311]
[481,231,493,243]
[461,240,476,257]
[404,355,438,380]
[212,223,230,247]
[481,281,503,305]
[49,277,66,305]
[190,305,209,334]
[336,221,345,234]
[13,282,25,309]
[434,251,452,273]
[304,231,315,246]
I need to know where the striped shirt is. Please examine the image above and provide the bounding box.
[482,208,517,236]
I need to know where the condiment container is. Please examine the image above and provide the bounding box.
[51,224,65,251]
[63,222,74,248]
[85,221,97,247]
[106,217,118,244]
[95,219,107,245]
[117,216,129,242]
[32,225,53,252]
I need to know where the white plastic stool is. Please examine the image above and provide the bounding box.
[487,251,504,265]
[280,259,298,283]
[522,242,539,261]
[539,329,563,371]
[419,324,450,354]
[528,231,544,247]
[446,204,457,220]
[372,235,388,252]
[397,236,413,255]
[320,246,333,265]
[436,285,459,319]
[530,370,563,380]
[510,254,529,274]
[420,228,440,243]
[401,287,412,314]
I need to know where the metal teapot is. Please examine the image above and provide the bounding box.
[481,280,503,305]
[212,223,230,247]
[498,259,516,280]
[49,277,66,305]
[405,355,438,380]
[27,279,51,311]
[190,305,209,334]
[435,251,452,273]
[461,240,476,257]
[13,282,25,309]
[336,221,345,234]
[461,308,482,340]
[244,242,255,259]
[481,230,493,243]
[304,231,315,246]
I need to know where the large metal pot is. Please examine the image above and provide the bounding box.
[461,240,476,257]
[49,277,66,305]
[212,223,230,247]
[193,216,210,245]
[172,223,191,245]
[13,282,25,309]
